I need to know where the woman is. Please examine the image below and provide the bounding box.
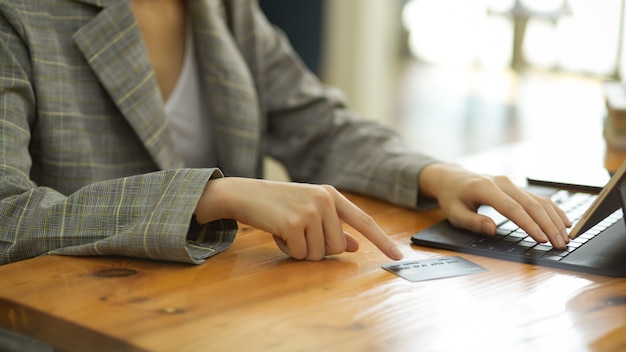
[0,0,570,265]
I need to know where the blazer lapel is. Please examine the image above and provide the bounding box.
[190,0,262,177]
[72,0,183,170]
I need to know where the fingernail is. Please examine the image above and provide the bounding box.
[536,230,548,243]
[390,245,404,260]
[561,229,570,243]
[482,222,495,235]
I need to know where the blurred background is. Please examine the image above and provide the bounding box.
[260,0,626,163]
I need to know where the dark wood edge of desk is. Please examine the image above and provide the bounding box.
[0,298,145,352]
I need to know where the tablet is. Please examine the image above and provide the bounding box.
[568,160,626,238]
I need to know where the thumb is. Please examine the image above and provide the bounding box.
[344,232,359,252]
[448,207,497,235]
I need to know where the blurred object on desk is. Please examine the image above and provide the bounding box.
[603,80,626,149]
[605,142,626,172]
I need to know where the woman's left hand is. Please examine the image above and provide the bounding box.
[418,163,572,249]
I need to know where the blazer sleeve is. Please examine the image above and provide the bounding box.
[0,10,237,265]
[225,1,441,209]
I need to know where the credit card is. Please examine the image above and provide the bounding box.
[382,256,487,282]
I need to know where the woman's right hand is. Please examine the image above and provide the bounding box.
[194,177,404,261]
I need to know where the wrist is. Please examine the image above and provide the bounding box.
[418,163,463,199]
[194,177,234,224]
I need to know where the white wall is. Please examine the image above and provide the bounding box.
[320,0,403,123]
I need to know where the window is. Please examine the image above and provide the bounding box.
[402,0,624,77]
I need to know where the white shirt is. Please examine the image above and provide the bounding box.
[164,24,214,168]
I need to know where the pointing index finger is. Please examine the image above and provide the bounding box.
[333,192,403,260]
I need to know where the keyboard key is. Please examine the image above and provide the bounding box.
[501,235,522,243]
[548,247,576,256]
[504,245,531,255]
[485,241,515,252]
[534,244,553,251]
[496,228,513,236]
[524,249,546,258]
[550,190,573,203]
[468,236,503,249]
[499,221,519,232]
[507,232,527,239]
[578,233,595,240]
[542,255,564,261]
[567,241,583,249]
[468,238,491,249]
[516,241,535,248]
[478,206,508,226]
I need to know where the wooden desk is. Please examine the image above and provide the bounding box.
[2,139,626,352]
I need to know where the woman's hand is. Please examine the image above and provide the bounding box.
[419,163,572,249]
[195,177,404,261]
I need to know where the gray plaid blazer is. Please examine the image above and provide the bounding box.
[0,0,436,265]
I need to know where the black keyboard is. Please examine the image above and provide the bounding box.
[466,191,624,261]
